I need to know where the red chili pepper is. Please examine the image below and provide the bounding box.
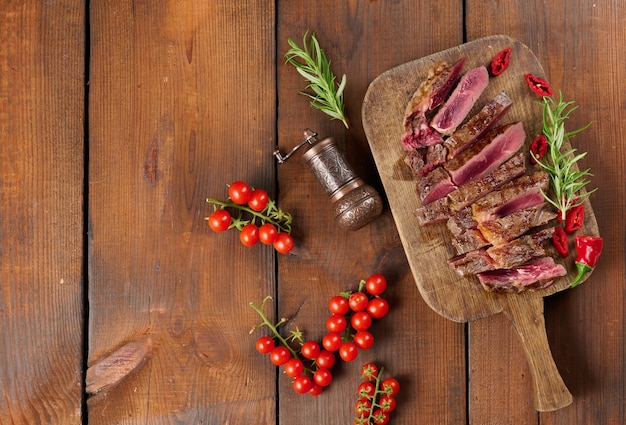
[570,235,603,287]
[529,135,548,164]
[491,48,511,76]
[552,226,569,257]
[564,204,585,233]
[524,73,553,97]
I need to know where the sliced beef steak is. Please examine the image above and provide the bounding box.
[402,58,466,149]
[447,151,525,212]
[478,204,557,246]
[448,249,495,277]
[451,229,489,256]
[450,228,554,276]
[414,152,525,225]
[431,65,490,135]
[447,208,476,236]
[414,197,450,225]
[444,91,513,159]
[477,257,567,293]
[485,228,554,269]
[471,171,549,223]
[444,122,526,188]
[416,166,456,205]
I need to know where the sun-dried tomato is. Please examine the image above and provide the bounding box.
[491,48,511,76]
[552,226,569,257]
[524,73,553,97]
[529,135,548,164]
[565,204,585,233]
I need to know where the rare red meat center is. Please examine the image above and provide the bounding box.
[431,65,490,135]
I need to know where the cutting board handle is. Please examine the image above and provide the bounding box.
[503,293,573,411]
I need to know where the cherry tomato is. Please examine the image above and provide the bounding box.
[269,346,291,366]
[349,292,369,312]
[255,336,275,354]
[351,311,372,331]
[367,297,389,319]
[358,381,375,398]
[328,295,350,315]
[353,330,374,350]
[379,395,396,413]
[258,223,278,244]
[300,340,321,360]
[228,181,252,204]
[248,189,269,211]
[284,358,304,378]
[293,375,313,394]
[339,341,359,362]
[239,223,259,247]
[360,362,379,380]
[313,368,333,387]
[322,332,342,352]
[326,314,348,333]
[315,350,336,369]
[355,398,372,417]
[372,408,390,425]
[365,274,387,295]
[381,377,400,396]
[308,383,323,396]
[273,232,294,254]
[207,209,231,232]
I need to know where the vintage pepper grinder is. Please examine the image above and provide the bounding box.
[274,129,383,230]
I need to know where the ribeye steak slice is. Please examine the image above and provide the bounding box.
[477,257,567,293]
[471,171,549,223]
[401,58,466,149]
[444,122,526,187]
[444,91,513,159]
[431,65,490,135]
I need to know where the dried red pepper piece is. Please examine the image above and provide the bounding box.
[552,226,569,257]
[529,135,548,164]
[491,48,511,76]
[570,235,603,287]
[564,204,585,233]
[524,73,553,97]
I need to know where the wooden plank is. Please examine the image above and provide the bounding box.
[87,1,277,423]
[0,2,85,424]
[275,1,466,423]
[466,0,626,423]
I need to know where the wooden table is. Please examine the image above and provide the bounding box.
[1,1,624,424]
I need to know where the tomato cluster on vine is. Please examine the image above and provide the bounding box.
[355,363,400,425]
[250,273,391,397]
[251,296,337,396]
[206,181,294,254]
[323,274,389,363]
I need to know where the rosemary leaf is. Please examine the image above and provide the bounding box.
[285,32,349,128]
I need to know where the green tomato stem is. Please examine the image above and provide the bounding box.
[206,198,291,233]
[249,297,299,359]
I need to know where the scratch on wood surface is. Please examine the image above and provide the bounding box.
[143,139,159,186]
[86,336,153,394]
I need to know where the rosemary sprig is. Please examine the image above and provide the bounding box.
[532,92,595,221]
[285,32,349,128]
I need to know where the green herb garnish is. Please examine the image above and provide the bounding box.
[285,32,349,128]
[532,92,595,221]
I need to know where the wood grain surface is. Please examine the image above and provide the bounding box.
[0,0,624,424]
[0,2,85,424]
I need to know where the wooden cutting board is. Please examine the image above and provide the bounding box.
[362,35,600,411]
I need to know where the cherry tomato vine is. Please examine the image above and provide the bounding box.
[206,180,294,254]
[354,363,400,425]
[250,273,395,398]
